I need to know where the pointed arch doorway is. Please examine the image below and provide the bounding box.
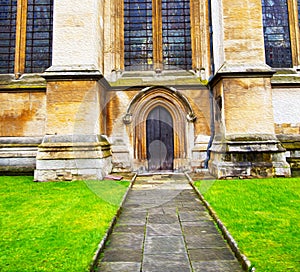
[146,106,174,171]
[123,86,197,172]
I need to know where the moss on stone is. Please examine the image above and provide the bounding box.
[0,74,46,90]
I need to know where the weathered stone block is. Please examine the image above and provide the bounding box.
[34,134,112,181]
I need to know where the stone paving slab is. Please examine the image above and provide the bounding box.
[144,236,186,254]
[192,260,243,272]
[113,224,145,234]
[185,234,228,249]
[147,213,178,224]
[189,248,236,261]
[142,253,191,272]
[105,233,144,251]
[98,262,141,272]
[146,223,182,236]
[101,249,142,262]
[95,174,243,272]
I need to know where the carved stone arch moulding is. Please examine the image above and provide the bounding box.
[123,86,197,160]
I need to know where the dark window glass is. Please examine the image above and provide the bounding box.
[162,0,192,70]
[262,0,292,68]
[0,0,17,74]
[25,0,53,73]
[124,0,153,71]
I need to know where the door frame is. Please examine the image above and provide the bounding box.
[123,86,197,171]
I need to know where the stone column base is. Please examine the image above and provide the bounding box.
[191,135,211,170]
[34,134,112,182]
[277,134,300,177]
[208,135,291,178]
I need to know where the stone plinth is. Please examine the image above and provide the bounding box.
[34,66,112,181]
[277,134,300,177]
[34,134,112,181]
[209,134,291,178]
[209,64,291,178]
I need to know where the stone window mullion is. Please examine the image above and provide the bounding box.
[14,0,27,77]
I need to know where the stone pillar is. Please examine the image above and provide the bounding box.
[34,0,112,181]
[51,0,104,71]
[208,0,291,178]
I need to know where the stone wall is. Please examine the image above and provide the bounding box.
[273,87,300,135]
[0,75,46,137]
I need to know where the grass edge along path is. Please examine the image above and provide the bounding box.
[194,178,300,272]
[0,176,130,272]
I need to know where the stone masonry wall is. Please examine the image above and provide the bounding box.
[0,90,46,137]
[273,87,300,135]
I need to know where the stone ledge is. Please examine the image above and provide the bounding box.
[209,62,275,87]
[0,74,46,91]
[0,137,43,174]
[277,134,300,149]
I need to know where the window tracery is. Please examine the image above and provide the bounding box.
[25,0,53,73]
[0,0,53,75]
[124,0,192,71]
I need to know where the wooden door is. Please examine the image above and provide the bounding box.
[146,106,174,171]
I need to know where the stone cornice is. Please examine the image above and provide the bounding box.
[209,62,276,87]
[42,65,104,81]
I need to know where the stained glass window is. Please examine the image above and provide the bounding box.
[262,0,292,68]
[25,0,53,73]
[124,0,153,70]
[0,0,17,74]
[124,0,192,71]
[162,0,192,70]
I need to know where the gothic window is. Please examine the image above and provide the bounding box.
[25,0,53,73]
[162,0,192,69]
[262,0,292,68]
[124,0,153,70]
[0,0,53,75]
[124,0,192,71]
[0,0,17,74]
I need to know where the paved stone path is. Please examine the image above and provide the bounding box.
[96,174,243,272]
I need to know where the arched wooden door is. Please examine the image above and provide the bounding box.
[146,106,174,171]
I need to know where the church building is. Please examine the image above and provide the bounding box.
[0,0,300,181]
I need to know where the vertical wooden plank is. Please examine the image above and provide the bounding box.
[14,0,27,78]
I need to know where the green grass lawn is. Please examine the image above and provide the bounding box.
[194,178,300,272]
[0,176,130,272]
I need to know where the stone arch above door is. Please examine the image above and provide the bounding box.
[123,86,197,165]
